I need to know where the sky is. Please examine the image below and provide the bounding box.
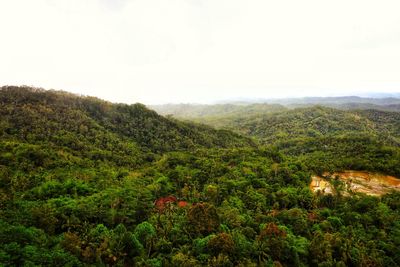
[1,0,400,104]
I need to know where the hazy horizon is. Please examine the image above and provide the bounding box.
[3,85,400,106]
[1,0,400,104]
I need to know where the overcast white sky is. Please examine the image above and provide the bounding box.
[1,0,400,104]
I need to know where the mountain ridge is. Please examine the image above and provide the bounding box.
[0,86,255,160]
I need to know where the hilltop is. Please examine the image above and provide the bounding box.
[0,86,254,158]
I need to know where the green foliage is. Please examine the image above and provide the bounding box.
[187,203,220,236]
[1,86,400,266]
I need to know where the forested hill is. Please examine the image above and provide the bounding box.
[150,104,400,176]
[153,103,400,146]
[2,86,400,266]
[215,106,400,145]
[0,86,254,157]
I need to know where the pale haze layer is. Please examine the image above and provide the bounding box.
[1,0,400,104]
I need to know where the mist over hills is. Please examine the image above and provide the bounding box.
[216,93,400,104]
[151,95,400,117]
[2,0,400,264]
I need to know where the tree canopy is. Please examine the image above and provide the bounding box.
[1,86,400,266]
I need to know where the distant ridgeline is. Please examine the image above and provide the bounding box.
[1,86,400,266]
[151,95,400,119]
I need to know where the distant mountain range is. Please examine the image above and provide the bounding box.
[213,93,400,104]
[151,95,400,119]
[215,95,400,105]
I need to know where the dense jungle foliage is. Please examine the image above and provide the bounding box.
[1,86,400,266]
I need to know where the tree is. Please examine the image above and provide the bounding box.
[187,203,219,236]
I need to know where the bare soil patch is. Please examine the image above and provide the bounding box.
[310,170,400,196]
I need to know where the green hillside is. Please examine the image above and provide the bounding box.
[0,86,254,155]
[1,86,400,266]
[157,104,400,146]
